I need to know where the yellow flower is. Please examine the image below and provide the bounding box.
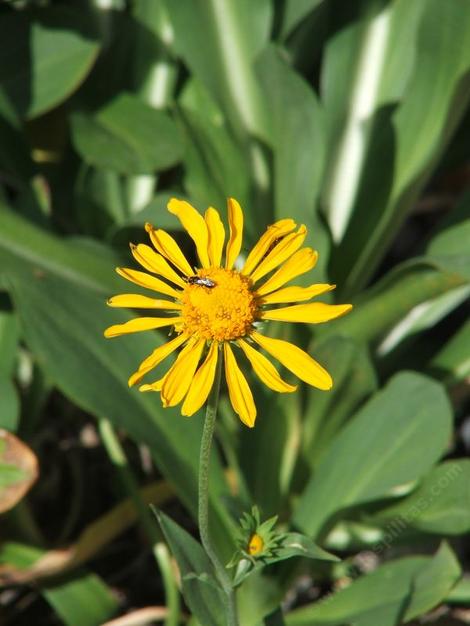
[104,198,352,427]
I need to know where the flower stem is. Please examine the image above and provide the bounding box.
[198,355,238,626]
[98,417,180,626]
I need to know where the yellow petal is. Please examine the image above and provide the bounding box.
[237,339,297,393]
[139,377,166,392]
[182,342,219,416]
[241,219,297,276]
[145,223,194,276]
[224,343,256,427]
[128,333,187,387]
[258,284,335,305]
[260,302,352,323]
[225,198,244,269]
[256,248,318,296]
[249,225,307,283]
[104,316,180,338]
[167,198,210,268]
[251,331,332,391]
[116,267,181,299]
[161,339,205,407]
[130,243,186,288]
[107,294,182,309]
[205,207,225,267]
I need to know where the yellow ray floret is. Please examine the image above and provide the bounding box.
[104,198,352,427]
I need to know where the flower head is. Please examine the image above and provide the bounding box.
[104,198,351,427]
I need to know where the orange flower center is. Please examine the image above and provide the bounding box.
[179,268,258,341]
[248,533,264,556]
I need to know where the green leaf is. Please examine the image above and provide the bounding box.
[301,336,377,469]
[446,576,470,605]
[372,460,470,535]
[294,372,453,538]
[71,92,183,175]
[0,311,20,377]
[0,543,117,626]
[237,570,284,626]
[0,7,99,119]
[286,543,461,626]
[0,204,122,296]
[429,319,470,385]
[0,311,26,431]
[272,533,339,564]
[0,377,19,431]
[375,200,470,355]
[256,46,329,281]
[74,166,127,237]
[178,107,250,214]
[166,0,271,140]
[280,0,325,39]
[238,391,292,517]
[333,0,470,294]
[327,260,467,345]
[156,509,226,626]
[7,271,234,555]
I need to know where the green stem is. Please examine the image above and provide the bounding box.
[98,417,180,626]
[198,355,238,626]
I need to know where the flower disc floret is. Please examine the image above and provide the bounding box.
[179,268,258,341]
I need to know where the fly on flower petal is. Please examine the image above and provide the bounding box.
[104,198,352,427]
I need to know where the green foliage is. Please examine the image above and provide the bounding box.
[287,543,461,626]
[157,509,227,626]
[0,0,469,624]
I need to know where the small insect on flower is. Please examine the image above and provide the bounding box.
[186,276,217,288]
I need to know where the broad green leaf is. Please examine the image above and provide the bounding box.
[166,0,272,140]
[446,577,470,605]
[0,204,122,295]
[280,0,325,39]
[237,570,284,626]
[376,197,470,355]
[8,271,234,557]
[294,372,452,538]
[327,260,468,344]
[286,543,461,626]
[256,46,329,281]
[334,0,470,294]
[0,431,38,513]
[156,510,226,626]
[0,378,19,432]
[0,7,99,119]
[377,284,470,357]
[178,108,250,217]
[0,543,117,626]
[75,166,127,237]
[0,311,19,377]
[301,336,377,470]
[71,93,183,175]
[429,319,470,385]
[372,460,470,535]
[238,389,293,517]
